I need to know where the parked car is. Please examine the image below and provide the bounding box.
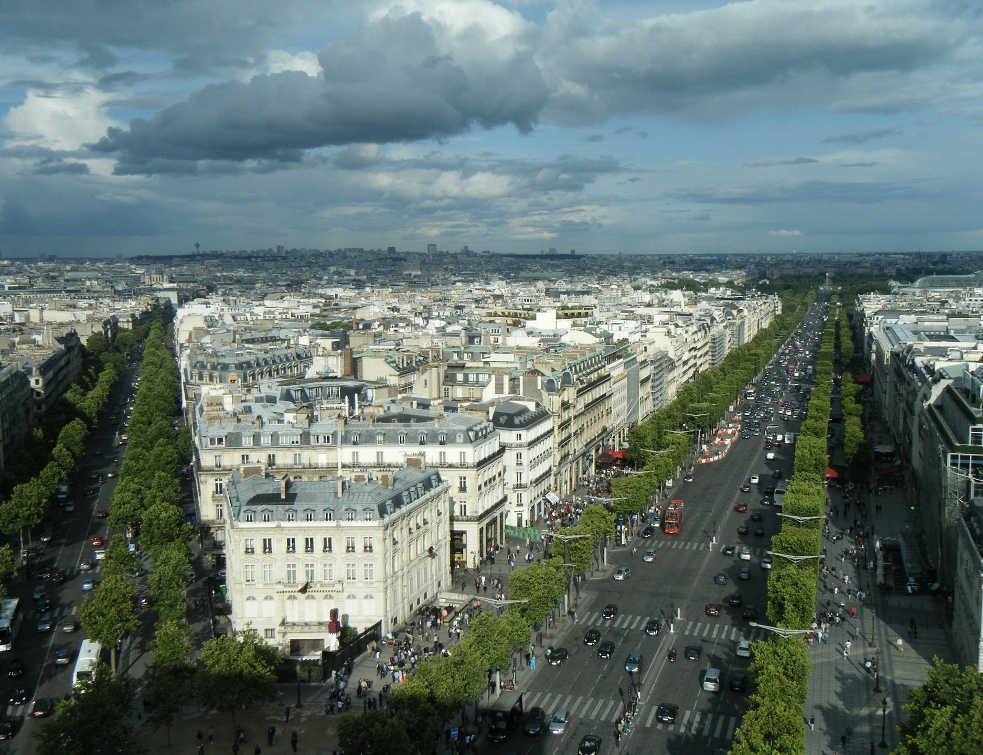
[524,707,546,736]
[54,647,73,665]
[702,667,722,692]
[721,545,736,557]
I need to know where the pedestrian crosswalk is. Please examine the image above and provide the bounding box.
[518,689,741,738]
[651,539,771,555]
[578,611,768,643]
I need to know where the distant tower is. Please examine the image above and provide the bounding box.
[194,241,200,255]
[427,243,437,256]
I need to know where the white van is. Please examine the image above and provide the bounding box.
[703,667,721,692]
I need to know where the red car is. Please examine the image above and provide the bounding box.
[734,503,748,513]
[90,536,105,548]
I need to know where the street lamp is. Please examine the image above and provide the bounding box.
[879,697,888,748]
[776,512,826,524]
[767,550,821,563]
[748,621,815,638]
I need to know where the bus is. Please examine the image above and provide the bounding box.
[663,500,685,536]
[72,639,102,689]
[0,598,23,652]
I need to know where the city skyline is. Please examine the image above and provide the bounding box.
[2,1,983,256]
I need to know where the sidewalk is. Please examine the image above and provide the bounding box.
[805,413,955,754]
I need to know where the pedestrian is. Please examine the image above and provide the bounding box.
[291,731,299,753]
[267,726,276,746]
[285,705,291,722]
[896,637,903,653]
[197,746,205,755]
[808,716,815,731]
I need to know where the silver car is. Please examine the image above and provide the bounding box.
[549,709,569,735]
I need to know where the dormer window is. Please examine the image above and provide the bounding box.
[456,433,464,443]
[305,509,315,522]
[262,510,272,523]
[437,433,446,445]
[345,509,356,522]
[325,510,334,521]
[351,433,359,445]
[398,433,406,445]
[244,511,254,522]
[363,509,375,521]
[286,510,296,522]
[418,433,427,445]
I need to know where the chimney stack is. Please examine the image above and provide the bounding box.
[280,475,290,500]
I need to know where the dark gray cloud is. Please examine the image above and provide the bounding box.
[822,127,901,144]
[92,11,548,174]
[34,159,89,175]
[0,186,171,237]
[96,71,151,91]
[839,161,879,168]
[586,133,604,142]
[745,156,818,168]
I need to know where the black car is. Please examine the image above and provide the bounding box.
[730,672,749,693]
[545,647,568,666]
[524,707,546,736]
[0,720,14,741]
[584,629,601,646]
[601,604,617,620]
[7,660,24,678]
[750,512,763,523]
[596,641,615,659]
[641,525,655,539]
[721,545,736,557]
[754,528,766,537]
[487,711,511,744]
[684,645,702,662]
[8,689,27,706]
[713,573,729,585]
[737,525,750,536]
[644,619,661,637]
[655,703,679,724]
[54,647,73,666]
[578,734,602,755]
[35,596,51,613]
[743,606,757,623]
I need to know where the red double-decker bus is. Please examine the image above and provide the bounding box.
[663,499,685,535]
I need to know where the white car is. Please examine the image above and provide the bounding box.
[613,566,631,582]
[749,474,759,484]
[736,639,752,658]
[642,549,656,563]
[739,546,752,561]
[760,556,773,570]
[549,709,569,735]
[766,452,776,460]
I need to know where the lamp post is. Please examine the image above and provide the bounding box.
[873,652,882,693]
[879,697,888,748]
[767,550,821,564]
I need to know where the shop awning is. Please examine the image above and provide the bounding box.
[825,467,840,479]
[544,492,560,506]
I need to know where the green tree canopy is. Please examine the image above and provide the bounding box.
[897,658,983,755]
[195,632,280,716]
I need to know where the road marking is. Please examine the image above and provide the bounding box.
[630,616,641,630]
[526,691,542,707]
[537,692,553,709]
[590,699,605,718]
[683,620,694,634]
[556,693,572,711]
[607,701,622,722]
[713,715,726,737]
[645,705,658,727]
[711,624,721,640]
[584,611,598,624]
[724,716,738,739]
[680,710,691,730]
[602,700,618,720]
[703,714,714,736]
[570,696,589,717]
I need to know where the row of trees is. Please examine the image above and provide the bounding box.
[337,504,615,753]
[611,291,815,515]
[731,295,835,753]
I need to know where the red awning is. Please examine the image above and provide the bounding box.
[855,373,872,385]
[825,467,840,479]
[610,450,628,460]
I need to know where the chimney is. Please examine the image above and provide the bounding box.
[336,414,345,497]
[280,475,290,500]
[336,476,345,499]
[379,473,393,489]
[405,454,423,470]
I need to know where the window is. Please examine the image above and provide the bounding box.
[516,492,523,505]
[439,451,447,464]
[351,433,359,445]
[262,511,272,522]
[352,450,359,464]
[376,451,384,464]
[262,538,273,554]
[363,563,374,581]
[459,451,467,465]
[214,479,224,494]
[244,510,254,522]
[437,432,446,445]
[376,433,385,445]
[325,510,334,521]
[214,455,223,468]
[322,537,333,553]
[323,563,334,582]
[398,433,406,445]
[345,510,355,522]
[515,471,523,485]
[215,505,224,521]
[304,537,314,553]
[345,537,356,553]
[293,452,302,466]
[458,502,468,517]
[346,563,357,581]
[286,564,297,584]
[286,537,296,553]
[262,563,273,584]
[363,510,374,522]
[267,454,276,466]
[458,476,467,493]
[972,427,983,445]
[418,432,427,445]
[243,564,256,584]
[244,538,255,554]
[515,451,523,464]
[305,563,315,584]
[305,510,314,522]
[264,628,276,640]
[241,454,251,464]
[363,537,373,553]
[241,435,253,448]
[516,433,522,441]
[286,510,296,522]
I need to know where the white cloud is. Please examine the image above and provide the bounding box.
[5,87,114,150]
[769,228,802,237]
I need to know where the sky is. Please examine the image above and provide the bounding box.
[1,0,983,257]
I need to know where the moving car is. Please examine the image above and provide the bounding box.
[54,647,73,665]
[736,639,753,658]
[60,618,78,633]
[714,573,729,585]
[545,647,568,666]
[750,512,763,523]
[597,641,614,660]
[740,483,751,493]
[548,709,569,735]
[642,549,656,563]
[684,645,702,662]
[704,603,721,617]
[641,525,655,539]
[613,566,631,582]
[29,698,54,718]
[0,720,15,741]
[524,707,546,736]
[760,556,773,570]
[625,652,642,673]
[81,578,98,591]
[729,671,749,693]
[656,703,679,724]
[737,525,750,536]
[644,619,661,636]
[749,474,760,484]
[578,735,602,755]
[601,604,618,620]
[36,614,53,633]
[584,629,601,646]
[739,546,752,561]
[487,711,511,744]
[702,667,722,692]
[734,502,748,513]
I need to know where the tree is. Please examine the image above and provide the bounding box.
[195,632,280,717]
[35,664,144,755]
[0,545,14,597]
[79,574,138,674]
[152,618,191,671]
[508,560,565,628]
[338,710,413,754]
[143,663,194,747]
[148,542,193,624]
[896,658,983,755]
[139,499,186,556]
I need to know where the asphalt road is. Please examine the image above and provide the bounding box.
[482,306,826,755]
[1,359,140,753]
